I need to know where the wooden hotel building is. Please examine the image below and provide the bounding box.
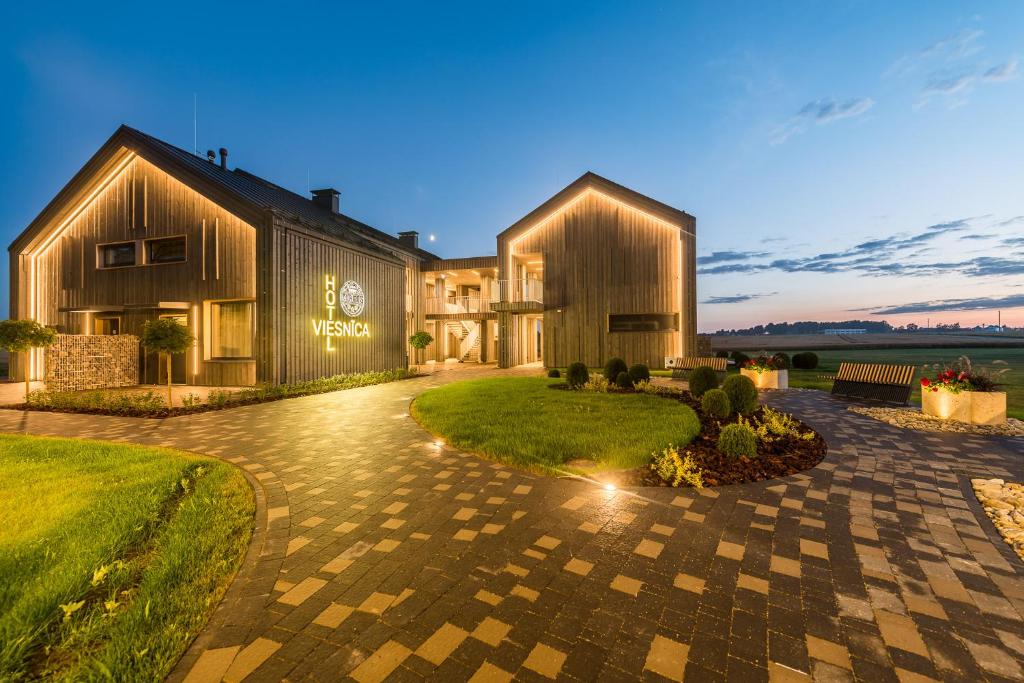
[10,126,696,388]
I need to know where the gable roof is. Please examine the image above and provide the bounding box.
[498,171,695,242]
[12,125,437,263]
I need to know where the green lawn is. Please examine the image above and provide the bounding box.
[0,435,253,681]
[411,377,699,473]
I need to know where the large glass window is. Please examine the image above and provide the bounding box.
[146,236,186,264]
[99,242,136,268]
[608,313,678,332]
[209,301,254,359]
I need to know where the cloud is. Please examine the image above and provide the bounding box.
[885,28,985,78]
[770,97,874,144]
[697,215,1024,279]
[863,293,1024,315]
[994,215,1024,227]
[701,292,777,305]
[697,250,771,265]
[983,57,1019,82]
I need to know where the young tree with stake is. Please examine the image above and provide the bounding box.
[0,319,57,401]
[141,318,195,408]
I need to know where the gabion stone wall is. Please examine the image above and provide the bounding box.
[45,334,140,392]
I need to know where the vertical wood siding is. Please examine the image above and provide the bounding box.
[498,191,696,369]
[274,216,406,382]
[25,156,257,385]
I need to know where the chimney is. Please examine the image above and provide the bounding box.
[206,149,216,163]
[218,147,228,169]
[397,230,419,250]
[311,188,340,214]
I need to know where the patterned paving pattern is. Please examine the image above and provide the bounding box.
[3,371,1024,682]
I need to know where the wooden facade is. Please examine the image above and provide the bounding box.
[10,127,425,387]
[496,174,697,370]
[10,128,697,385]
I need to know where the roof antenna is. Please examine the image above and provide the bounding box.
[193,93,198,156]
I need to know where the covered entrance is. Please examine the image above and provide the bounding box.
[144,313,188,385]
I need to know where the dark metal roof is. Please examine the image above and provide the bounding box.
[121,126,438,261]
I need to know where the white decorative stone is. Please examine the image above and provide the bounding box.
[848,406,1024,437]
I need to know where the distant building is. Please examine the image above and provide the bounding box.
[823,328,866,335]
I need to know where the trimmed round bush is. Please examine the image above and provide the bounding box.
[792,351,819,369]
[718,422,758,458]
[688,365,719,397]
[615,371,634,389]
[700,388,731,419]
[567,362,589,388]
[772,352,790,369]
[628,363,650,384]
[603,357,628,381]
[722,374,759,415]
[730,351,750,365]
[547,368,561,378]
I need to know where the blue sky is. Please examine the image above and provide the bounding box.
[2,2,1022,331]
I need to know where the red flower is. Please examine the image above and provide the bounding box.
[921,378,930,387]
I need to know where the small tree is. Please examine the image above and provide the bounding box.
[0,319,57,401]
[141,318,194,407]
[408,331,434,372]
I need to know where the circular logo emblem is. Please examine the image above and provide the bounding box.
[339,280,366,317]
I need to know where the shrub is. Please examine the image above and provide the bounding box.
[715,350,729,358]
[603,357,628,381]
[730,351,750,366]
[583,375,610,392]
[547,368,561,378]
[718,422,758,458]
[753,406,815,444]
[628,363,650,384]
[615,371,634,389]
[771,352,790,369]
[650,444,704,488]
[688,365,719,397]
[722,374,759,415]
[700,388,731,419]
[792,352,819,369]
[567,362,589,388]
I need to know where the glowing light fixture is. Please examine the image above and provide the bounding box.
[604,483,616,492]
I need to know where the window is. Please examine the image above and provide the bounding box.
[146,236,186,264]
[99,242,136,268]
[209,301,255,359]
[608,313,678,332]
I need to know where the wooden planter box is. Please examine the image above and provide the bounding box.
[740,368,788,390]
[921,389,1007,425]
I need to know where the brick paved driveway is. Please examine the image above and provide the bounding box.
[2,369,1023,682]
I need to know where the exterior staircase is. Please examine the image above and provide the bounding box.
[442,320,482,363]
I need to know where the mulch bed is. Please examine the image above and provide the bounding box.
[551,382,827,487]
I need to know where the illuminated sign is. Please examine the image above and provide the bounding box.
[312,275,370,350]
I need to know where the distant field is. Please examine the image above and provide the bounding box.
[766,347,1021,420]
[711,332,1024,352]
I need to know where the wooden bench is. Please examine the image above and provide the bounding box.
[830,362,916,405]
[670,356,728,380]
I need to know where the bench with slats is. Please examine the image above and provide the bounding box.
[830,362,916,405]
[670,356,728,380]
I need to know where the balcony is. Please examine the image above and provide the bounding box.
[491,279,544,313]
[425,296,495,320]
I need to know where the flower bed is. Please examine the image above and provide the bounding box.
[740,354,789,390]
[920,357,1008,425]
[633,388,825,487]
[7,368,417,418]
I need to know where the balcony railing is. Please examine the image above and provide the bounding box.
[497,279,543,304]
[425,296,491,316]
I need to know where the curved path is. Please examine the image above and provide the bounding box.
[3,369,1024,682]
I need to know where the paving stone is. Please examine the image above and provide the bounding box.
[10,369,1024,683]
